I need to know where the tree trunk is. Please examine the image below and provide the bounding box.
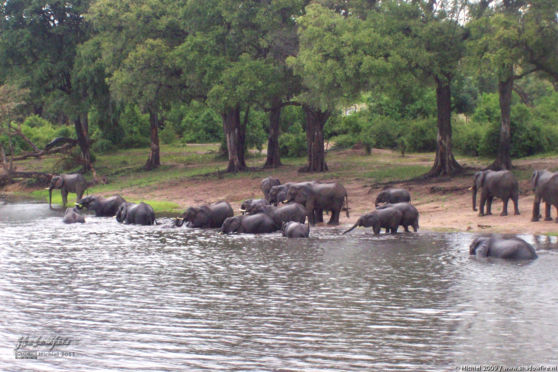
[491,70,513,170]
[145,109,161,170]
[74,114,92,172]
[222,106,247,172]
[427,76,462,177]
[301,105,329,173]
[264,99,282,168]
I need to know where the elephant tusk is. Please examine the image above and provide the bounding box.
[468,187,472,190]
[283,200,289,203]
[239,208,246,212]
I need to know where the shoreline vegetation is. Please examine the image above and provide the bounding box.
[2,143,558,236]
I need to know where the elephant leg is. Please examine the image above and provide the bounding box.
[532,195,542,221]
[391,224,398,234]
[61,190,68,208]
[544,203,552,221]
[479,194,487,216]
[315,209,324,223]
[500,198,509,216]
[327,209,340,225]
[513,194,520,215]
[404,225,409,232]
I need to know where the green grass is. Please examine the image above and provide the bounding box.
[362,165,431,183]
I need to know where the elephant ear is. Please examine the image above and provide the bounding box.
[531,170,541,189]
[230,217,241,233]
[469,237,489,256]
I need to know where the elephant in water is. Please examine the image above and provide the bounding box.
[260,177,281,202]
[286,182,349,225]
[343,207,402,235]
[376,202,419,232]
[175,201,233,228]
[531,170,558,222]
[63,207,85,224]
[240,199,269,215]
[246,203,306,228]
[221,213,277,234]
[472,170,519,216]
[76,195,126,217]
[469,236,537,260]
[116,202,155,225]
[374,188,411,207]
[49,173,88,209]
[282,221,309,238]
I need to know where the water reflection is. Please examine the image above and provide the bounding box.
[1,203,558,370]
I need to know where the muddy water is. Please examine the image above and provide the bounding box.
[1,203,558,371]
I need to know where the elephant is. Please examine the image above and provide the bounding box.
[285,182,349,225]
[174,201,233,228]
[343,207,402,235]
[116,202,155,225]
[376,202,419,232]
[76,195,126,217]
[63,207,85,224]
[375,188,411,207]
[531,170,558,222]
[472,170,519,217]
[469,236,537,260]
[48,173,88,209]
[221,213,277,234]
[282,221,310,238]
[260,177,281,202]
[240,199,269,215]
[247,203,307,228]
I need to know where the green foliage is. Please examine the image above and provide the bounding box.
[119,106,150,148]
[92,138,116,153]
[167,102,222,143]
[159,126,177,145]
[280,123,306,158]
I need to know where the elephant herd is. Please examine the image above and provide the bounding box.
[49,167,555,261]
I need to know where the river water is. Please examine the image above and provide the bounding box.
[1,203,558,371]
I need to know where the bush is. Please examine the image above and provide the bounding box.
[453,119,484,156]
[402,118,437,152]
[119,105,150,148]
[159,126,177,145]
[280,122,306,158]
[92,138,116,153]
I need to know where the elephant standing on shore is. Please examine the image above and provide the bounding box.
[531,170,558,222]
[261,177,281,202]
[49,174,88,209]
[343,207,402,235]
[268,182,314,206]
[472,170,519,216]
[285,182,348,225]
[221,213,277,234]
[63,207,85,224]
[76,195,126,217]
[175,201,233,228]
[247,203,307,228]
[375,188,411,207]
[469,236,537,260]
[376,202,419,232]
[116,202,155,225]
[282,221,309,238]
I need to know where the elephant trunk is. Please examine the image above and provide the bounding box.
[343,222,359,235]
[472,184,477,211]
[174,218,185,227]
[49,187,53,209]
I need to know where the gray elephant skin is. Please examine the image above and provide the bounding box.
[286,182,348,225]
[531,170,558,222]
[116,202,155,225]
[469,236,537,260]
[246,203,306,228]
[240,199,269,215]
[268,182,314,206]
[472,170,519,216]
[49,173,88,209]
[375,188,411,207]
[63,207,85,224]
[260,177,281,202]
[175,201,233,228]
[282,221,309,238]
[343,207,402,235]
[377,202,419,232]
[76,195,126,217]
[221,213,277,234]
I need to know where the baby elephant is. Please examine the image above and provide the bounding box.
[469,236,537,260]
[375,188,411,207]
[343,207,402,235]
[63,207,85,224]
[376,202,419,232]
[282,221,309,238]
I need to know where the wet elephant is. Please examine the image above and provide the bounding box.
[240,199,269,215]
[76,195,126,217]
[282,221,309,238]
[247,203,307,228]
[375,188,411,207]
[116,202,156,225]
[49,173,88,209]
[469,236,537,260]
[376,202,419,232]
[260,177,281,202]
[343,207,402,235]
[531,170,558,222]
[285,182,349,225]
[221,213,277,234]
[175,201,233,228]
[63,207,85,224]
[472,170,519,216]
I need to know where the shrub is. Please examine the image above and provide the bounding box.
[92,138,116,153]
[159,126,177,145]
[280,122,306,158]
[403,118,437,152]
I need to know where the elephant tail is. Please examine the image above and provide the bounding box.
[343,194,350,218]
[343,222,358,235]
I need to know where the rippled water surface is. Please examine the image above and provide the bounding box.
[1,203,558,371]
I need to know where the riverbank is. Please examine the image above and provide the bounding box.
[2,143,558,235]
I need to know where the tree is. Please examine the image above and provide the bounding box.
[0,84,29,175]
[385,0,469,177]
[469,0,558,170]
[0,0,94,171]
